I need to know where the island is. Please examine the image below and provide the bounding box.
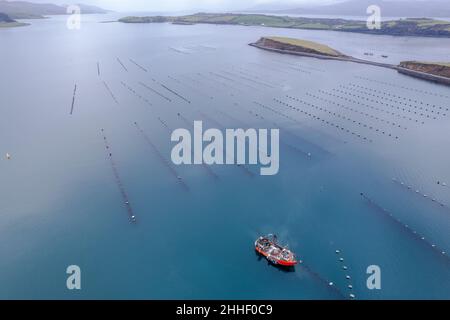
[250,36,346,58]
[118,13,450,38]
[250,36,450,86]
[0,12,28,28]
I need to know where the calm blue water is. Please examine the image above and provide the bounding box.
[0,14,449,299]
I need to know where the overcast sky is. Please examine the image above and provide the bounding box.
[22,0,436,12]
[24,0,348,12]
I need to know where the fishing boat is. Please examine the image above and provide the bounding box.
[255,234,298,267]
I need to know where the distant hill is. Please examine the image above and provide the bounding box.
[0,0,109,19]
[0,11,14,22]
[254,0,450,18]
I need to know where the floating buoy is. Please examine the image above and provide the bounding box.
[348,285,353,289]
[329,282,334,286]
[5,153,11,160]
[339,258,344,262]
[343,266,348,270]
[336,250,341,254]
[349,294,356,299]
[346,275,351,279]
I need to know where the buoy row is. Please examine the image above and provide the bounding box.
[230,66,279,87]
[205,72,242,95]
[285,95,399,139]
[128,58,148,72]
[252,101,342,147]
[300,262,346,300]
[116,57,128,72]
[103,81,119,105]
[151,79,191,104]
[360,192,449,262]
[267,60,313,75]
[167,75,214,100]
[70,84,77,115]
[335,249,356,299]
[273,97,373,142]
[307,92,407,130]
[222,70,275,89]
[339,86,441,119]
[349,83,448,113]
[392,178,449,210]
[168,47,190,55]
[332,88,433,120]
[139,81,172,102]
[101,129,136,223]
[121,81,153,107]
[355,75,450,100]
[97,62,100,77]
[210,71,258,91]
[319,89,421,124]
[134,122,190,191]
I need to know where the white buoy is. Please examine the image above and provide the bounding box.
[329,282,334,286]
[348,285,353,289]
[6,153,11,160]
[349,294,356,299]
[335,250,341,254]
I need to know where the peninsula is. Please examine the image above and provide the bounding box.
[0,12,27,27]
[250,36,450,86]
[118,13,450,38]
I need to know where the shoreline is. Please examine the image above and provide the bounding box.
[249,42,450,86]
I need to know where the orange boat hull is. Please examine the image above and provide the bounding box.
[255,246,298,267]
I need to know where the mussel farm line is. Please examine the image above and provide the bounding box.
[120,81,153,107]
[198,112,255,178]
[101,129,136,223]
[348,84,448,115]
[333,249,356,299]
[355,76,450,100]
[139,82,172,102]
[103,81,119,105]
[117,57,128,72]
[129,58,148,73]
[70,84,77,115]
[306,93,407,130]
[392,178,450,212]
[151,79,191,104]
[273,97,372,142]
[134,122,189,191]
[285,95,399,140]
[360,193,449,263]
[318,89,420,124]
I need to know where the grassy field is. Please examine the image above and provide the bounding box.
[264,36,341,56]
[119,13,450,37]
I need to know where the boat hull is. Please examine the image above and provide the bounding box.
[255,246,298,267]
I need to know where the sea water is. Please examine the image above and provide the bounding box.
[0,14,449,299]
